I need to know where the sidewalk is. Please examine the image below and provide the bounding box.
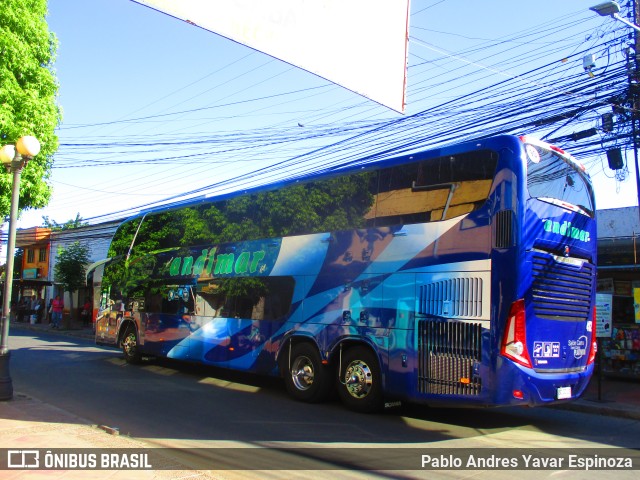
[11,317,96,340]
[1,321,225,478]
[0,393,220,479]
[554,372,640,420]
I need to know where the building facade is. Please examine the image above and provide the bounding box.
[596,206,640,379]
[8,220,121,324]
[13,227,52,322]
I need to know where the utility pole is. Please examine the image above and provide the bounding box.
[632,0,640,218]
[623,0,640,221]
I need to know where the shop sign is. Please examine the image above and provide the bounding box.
[614,280,632,296]
[596,278,614,293]
[634,289,640,324]
[22,268,38,279]
[595,293,612,338]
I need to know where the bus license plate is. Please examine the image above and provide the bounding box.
[557,386,572,400]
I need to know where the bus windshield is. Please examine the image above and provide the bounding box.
[525,142,594,218]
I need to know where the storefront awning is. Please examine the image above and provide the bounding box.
[598,264,640,271]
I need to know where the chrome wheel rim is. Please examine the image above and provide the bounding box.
[123,333,136,356]
[344,360,373,399]
[291,356,315,391]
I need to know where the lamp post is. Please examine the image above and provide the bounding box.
[590,1,640,33]
[0,135,41,401]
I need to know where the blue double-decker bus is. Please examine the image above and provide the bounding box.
[94,134,597,413]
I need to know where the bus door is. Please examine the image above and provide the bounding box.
[95,306,123,346]
[95,291,127,346]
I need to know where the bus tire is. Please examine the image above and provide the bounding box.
[284,343,331,403]
[337,346,383,413]
[122,326,142,364]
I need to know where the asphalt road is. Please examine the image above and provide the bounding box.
[6,329,640,478]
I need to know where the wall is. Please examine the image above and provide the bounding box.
[597,206,640,238]
[47,221,121,317]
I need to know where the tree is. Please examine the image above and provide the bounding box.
[42,213,87,231]
[0,248,23,290]
[0,0,61,219]
[54,241,90,328]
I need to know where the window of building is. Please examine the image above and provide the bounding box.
[38,248,47,262]
[27,249,35,263]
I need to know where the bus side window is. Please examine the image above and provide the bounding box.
[372,151,497,227]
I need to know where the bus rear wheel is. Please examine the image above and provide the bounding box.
[337,346,383,413]
[122,326,142,364]
[284,343,331,403]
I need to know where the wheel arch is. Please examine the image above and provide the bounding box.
[328,337,385,379]
[277,334,387,382]
[276,333,322,375]
[117,318,138,346]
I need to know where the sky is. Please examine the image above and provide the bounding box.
[11,0,639,230]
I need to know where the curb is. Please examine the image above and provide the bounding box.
[551,398,640,421]
[9,321,95,340]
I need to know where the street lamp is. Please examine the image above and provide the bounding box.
[590,1,640,33]
[0,135,41,401]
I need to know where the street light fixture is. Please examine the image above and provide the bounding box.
[0,135,41,401]
[590,1,640,33]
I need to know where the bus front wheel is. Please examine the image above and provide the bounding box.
[284,343,331,403]
[122,327,142,364]
[337,346,383,413]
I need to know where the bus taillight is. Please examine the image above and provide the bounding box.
[587,307,598,365]
[501,299,532,368]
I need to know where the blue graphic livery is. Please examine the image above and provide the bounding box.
[94,135,597,413]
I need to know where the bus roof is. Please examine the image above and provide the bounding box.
[130,134,529,222]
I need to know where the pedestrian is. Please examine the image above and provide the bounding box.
[46,298,53,324]
[51,295,64,329]
[81,297,92,327]
[33,295,45,323]
[16,297,29,323]
[10,299,17,323]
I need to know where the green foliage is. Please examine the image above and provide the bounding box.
[0,0,61,218]
[54,241,91,295]
[13,248,23,279]
[0,249,23,281]
[101,172,376,305]
[107,171,376,258]
[42,213,87,231]
[215,277,268,305]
